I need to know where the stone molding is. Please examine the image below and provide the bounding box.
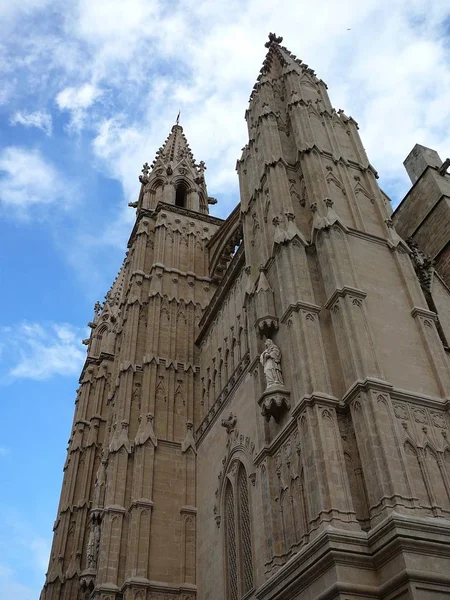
[280,300,322,324]
[195,351,251,445]
[324,286,367,310]
[127,203,223,248]
[258,385,291,423]
[255,513,450,600]
[411,306,439,321]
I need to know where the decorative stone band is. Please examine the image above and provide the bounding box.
[180,505,197,515]
[258,385,291,423]
[280,300,322,324]
[324,286,367,311]
[127,499,154,512]
[410,306,438,321]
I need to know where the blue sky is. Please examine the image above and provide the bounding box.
[1,1,450,598]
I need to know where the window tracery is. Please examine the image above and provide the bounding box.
[224,461,254,599]
[225,481,238,600]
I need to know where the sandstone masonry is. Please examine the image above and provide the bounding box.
[41,34,450,600]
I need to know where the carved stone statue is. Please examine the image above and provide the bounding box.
[86,522,101,570]
[93,453,107,507]
[260,339,284,388]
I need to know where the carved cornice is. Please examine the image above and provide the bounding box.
[141,354,199,373]
[341,377,394,406]
[255,515,450,600]
[410,306,438,321]
[128,499,154,511]
[180,505,197,515]
[119,579,197,594]
[324,286,367,310]
[149,263,212,283]
[127,202,223,248]
[103,505,126,515]
[280,300,322,323]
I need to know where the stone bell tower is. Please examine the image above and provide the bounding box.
[42,33,450,600]
[40,122,222,600]
[194,34,450,600]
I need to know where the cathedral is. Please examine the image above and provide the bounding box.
[41,34,450,600]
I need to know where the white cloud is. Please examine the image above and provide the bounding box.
[10,110,52,135]
[2,0,449,212]
[56,83,103,130]
[71,0,449,214]
[1,322,86,381]
[0,147,66,211]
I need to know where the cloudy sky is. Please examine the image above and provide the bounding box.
[1,0,450,597]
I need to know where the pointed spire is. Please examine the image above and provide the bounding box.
[249,33,321,103]
[151,122,197,170]
[136,120,211,214]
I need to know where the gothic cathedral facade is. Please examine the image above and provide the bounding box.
[41,34,450,600]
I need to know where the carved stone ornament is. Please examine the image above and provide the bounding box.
[221,412,237,434]
[86,521,101,570]
[258,339,290,422]
[265,32,283,47]
[258,385,291,423]
[260,339,284,388]
[407,237,435,292]
[181,421,197,454]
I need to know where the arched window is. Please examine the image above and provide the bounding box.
[92,325,108,356]
[225,462,254,599]
[225,481,238,600]
[238,465,254,594]
[175,183,187,208]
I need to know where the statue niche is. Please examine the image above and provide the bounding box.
[260,339,284,388]
[258,338,290,423]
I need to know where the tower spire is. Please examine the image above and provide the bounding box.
[136,122,212,214]
[264,32,283,47]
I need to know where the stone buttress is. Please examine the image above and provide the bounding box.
[195,34,450,600]
[41,123,222,600]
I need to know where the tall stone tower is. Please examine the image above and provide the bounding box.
[42,34,450,600]
[41,123,222,600]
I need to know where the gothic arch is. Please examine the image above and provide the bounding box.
[171,175,193,191]
[91,324,109,356]
[221,457,255,600]
[149,177,167,192]
[404,440,430,508]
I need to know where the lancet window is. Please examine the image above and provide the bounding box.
[175,182,188,208]
[224,461,254,599]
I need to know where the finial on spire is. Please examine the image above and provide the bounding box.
[176,110,180,125]
[265,32,283,48]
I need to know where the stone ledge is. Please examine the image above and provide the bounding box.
[280,300,322,324]
[324,285,367,310]
[256,513,450,600]
[258,385,291,423]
